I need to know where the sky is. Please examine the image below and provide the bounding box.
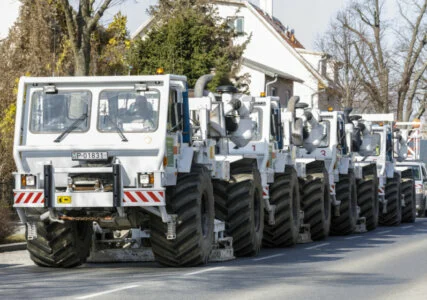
[0,0,348,48]
[0,0,20,39]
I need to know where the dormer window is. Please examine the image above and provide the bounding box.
[227,16,244,35]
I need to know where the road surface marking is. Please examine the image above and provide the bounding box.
[76,285,139,299]
[377,230,391,234]
[184,266,224,276]
[305,243,329,250]
[252,254,284,261]
[401,225,413,229]
[345,236,362,240]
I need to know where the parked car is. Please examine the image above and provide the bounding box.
[396,161,427,217]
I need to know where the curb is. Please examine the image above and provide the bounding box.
[0,242,27,252]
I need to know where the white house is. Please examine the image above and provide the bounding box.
[132,0,341,110]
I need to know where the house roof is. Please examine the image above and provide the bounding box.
[242,57,303,83]
[248,3,305,49]
[131,16,155,39]
[240,1,329,88]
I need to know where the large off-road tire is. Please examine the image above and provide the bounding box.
[214,160,264,257]
[263,167,300,248]
[401,169,416,223]
[331,170,358,235]
[299,162,331,241]
[357,164,379,231]
[379,173,402,226]
[150,165,214,267]
[27,219,92,268]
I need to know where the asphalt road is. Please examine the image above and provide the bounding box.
[2,219,427,300]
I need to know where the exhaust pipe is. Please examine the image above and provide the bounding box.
[194,74,214,97]
[287,96,300,114]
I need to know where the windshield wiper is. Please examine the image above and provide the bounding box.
[54,113,88,143]
[104,115,128,142]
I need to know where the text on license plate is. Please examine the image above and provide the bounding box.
[72,151,108,161]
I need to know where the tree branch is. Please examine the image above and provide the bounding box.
[58,0,78,53]
[88,0,113,31]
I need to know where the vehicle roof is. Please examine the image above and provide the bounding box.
[19,74,187,84]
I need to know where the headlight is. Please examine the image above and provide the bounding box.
[139,174,150,185]
[138,173,154,187]
[21,174,36,188]
[416,188,423,194]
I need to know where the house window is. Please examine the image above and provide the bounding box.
[227,16,244,35]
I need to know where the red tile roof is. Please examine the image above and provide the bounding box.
[249,2,305,49]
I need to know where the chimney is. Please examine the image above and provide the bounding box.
[260,0,273,17]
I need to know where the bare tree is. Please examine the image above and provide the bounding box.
[316,2,385,112]
[58,0,124,75]
[342,0,390,112]
[394,0,427,121]
[317,0,427,120]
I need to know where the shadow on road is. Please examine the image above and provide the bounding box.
[0,219,426,299]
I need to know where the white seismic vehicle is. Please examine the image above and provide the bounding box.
[350,114,416,225]
[287,100,364,240]
[192,79,307,251]
[13,74,265,267]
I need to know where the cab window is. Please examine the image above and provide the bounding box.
[30,90,91,133]
[98,90,160,133]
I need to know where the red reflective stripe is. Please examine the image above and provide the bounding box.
[147,191,160,202]
[136,191,150,202]
[32,193,42,203]
[24,192,34,203]
[125,192,138,203]
[41,199,45,204]
[15,193,25,204]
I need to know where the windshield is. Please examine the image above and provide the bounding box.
[299,120,330,149]
[359,133,381,156]
[396,165,421,180]
[98,90,159,133]
[30,90,91,133]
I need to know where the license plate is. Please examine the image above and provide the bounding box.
[72,151,108,161]
[57,196,71,204]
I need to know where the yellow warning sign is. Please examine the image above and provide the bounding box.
[57,196,72,204]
